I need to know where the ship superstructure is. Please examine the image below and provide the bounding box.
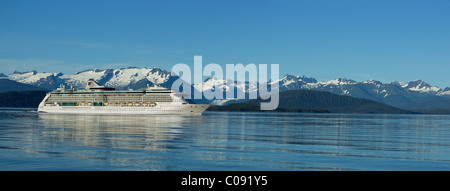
[37,79,209,115]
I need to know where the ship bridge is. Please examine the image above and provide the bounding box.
[85,78,115,91]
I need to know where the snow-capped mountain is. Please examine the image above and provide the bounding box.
[6,67,173,90]
[62,67,173,90]
[2,68,450,110]
[439,87,450,96]
[276,75,446,95]
[271,75,450,110]
[402,80,442,93]
[7,70,65,90]
[191,74,450,110]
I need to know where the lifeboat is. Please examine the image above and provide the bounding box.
[134,102,141,106]
[104,102,109,106]
[127,102,133,106]
[80,102,86,106]
[150,103,157,107]
[87,102,93,105]
[142,103,148,106]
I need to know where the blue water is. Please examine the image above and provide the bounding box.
[1,107,450,171]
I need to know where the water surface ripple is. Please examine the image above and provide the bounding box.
[1,108,450,170]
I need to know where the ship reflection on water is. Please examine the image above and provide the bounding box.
[38,113,205,151]
[3,109,450,170]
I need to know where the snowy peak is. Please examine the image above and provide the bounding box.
[299,75,318,83]
[319,78,358,86]
[74,68,111,75]
[362,80,384,89]
[438,87,450,96]
[282,74,298,81]
[389,81,407,87]
[404,80,441,93]
[279,74,318,89]
[63,69,110,88]
[282,74,317,83]
[5,67,174,90]
[194,77,226,91]
[363,80,382,85]
[336,78,358,85]
[281,74,302,86]
[70,67,171,89]
[405,80,430,88]
[194,76,252,95]
[9,71,63,88]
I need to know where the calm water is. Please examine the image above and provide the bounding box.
[1,107,450,171]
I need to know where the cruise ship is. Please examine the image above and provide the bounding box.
[37,79,210,115]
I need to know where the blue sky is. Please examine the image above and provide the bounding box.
[1,0,449,88]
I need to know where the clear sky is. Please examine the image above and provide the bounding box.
[1,0,449,88]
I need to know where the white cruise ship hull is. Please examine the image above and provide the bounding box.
[38,103,210,115]
[38,79,210,115]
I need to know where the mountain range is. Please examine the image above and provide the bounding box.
[1,67,450,111]
[274,75,450,110]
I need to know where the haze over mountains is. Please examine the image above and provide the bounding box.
[1,67,450,111]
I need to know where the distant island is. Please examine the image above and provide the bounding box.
[208,90,415,114]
